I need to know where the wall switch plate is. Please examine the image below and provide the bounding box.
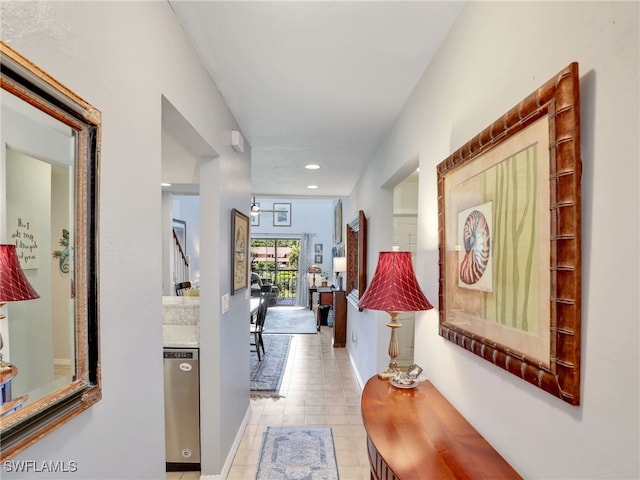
[221,294,230,314]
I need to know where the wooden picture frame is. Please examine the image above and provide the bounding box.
[231,208,250,295]
[334,199,343,245]
[346,210,367,310]
[437,63,582,405]
[272,202,291,227]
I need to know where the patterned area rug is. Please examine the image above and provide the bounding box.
[255,426,339,480]
[250,335,292,397]
[263,306,317,334]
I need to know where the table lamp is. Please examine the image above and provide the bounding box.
[307,264,322,288]
[358,247,432,379]
[0,244,40,372]
[333,256,346,291]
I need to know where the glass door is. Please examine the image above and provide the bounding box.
[250,238,300,305]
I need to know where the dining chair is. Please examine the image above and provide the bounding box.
[175,281,191,296]
[250,300,268,361]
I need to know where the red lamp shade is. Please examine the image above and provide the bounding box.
[359,251,432,312]
[0,244,40,302]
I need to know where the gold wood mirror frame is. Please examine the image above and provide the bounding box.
[1,42,101,458]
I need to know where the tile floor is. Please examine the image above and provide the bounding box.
[166,326,371,480]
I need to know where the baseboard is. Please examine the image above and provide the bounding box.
[347,347,366,391]
[205,403,251,480]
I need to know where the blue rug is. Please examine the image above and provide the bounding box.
[255,426,339,480]
[263,306,317,334]
[250,335,291,397]
[276,298,295,306]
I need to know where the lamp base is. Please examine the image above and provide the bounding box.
[378,312,403,380]
[377,366,400,380]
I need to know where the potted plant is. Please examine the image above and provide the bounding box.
[320,273,329,287]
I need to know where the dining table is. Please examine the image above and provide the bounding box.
[250,297,261,322]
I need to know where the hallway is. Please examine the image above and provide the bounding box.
[167,327,370,479]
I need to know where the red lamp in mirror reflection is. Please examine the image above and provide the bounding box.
[358,247,433,379]
[0,244,40,372]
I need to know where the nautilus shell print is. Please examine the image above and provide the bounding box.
[457,202,493,291]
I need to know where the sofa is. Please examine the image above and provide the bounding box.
[250,272,279,306]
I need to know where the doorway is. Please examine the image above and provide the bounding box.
[393,169,419,366]
[250,238,300,305]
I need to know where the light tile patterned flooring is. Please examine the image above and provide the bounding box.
[167,327,370,480]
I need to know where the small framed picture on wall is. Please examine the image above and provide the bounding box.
[273,203,291,227]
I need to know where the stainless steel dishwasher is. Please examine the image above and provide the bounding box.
[164,347,200,471]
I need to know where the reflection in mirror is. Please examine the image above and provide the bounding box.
[1,42,101,460]
[3,89,76,408]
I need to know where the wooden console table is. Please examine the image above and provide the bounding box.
[361,376,522,479]
[317,287,346,347]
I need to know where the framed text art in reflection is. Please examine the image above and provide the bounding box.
[437,63,582,405]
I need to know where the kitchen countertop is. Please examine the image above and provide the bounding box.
[163,324,199,348]
[162,296,199,326]
[162,296,200,347]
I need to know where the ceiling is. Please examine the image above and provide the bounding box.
[168,1,463,198]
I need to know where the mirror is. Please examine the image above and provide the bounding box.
[0,42,101,459]
[346,210,367,309]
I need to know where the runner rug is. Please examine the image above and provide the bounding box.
[250,334,291,397]
[263,306,317,334]
[255,426,339,480]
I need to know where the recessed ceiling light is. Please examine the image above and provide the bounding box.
[161,182,172,187]
[306,185,319,189]
[305,164,320,170]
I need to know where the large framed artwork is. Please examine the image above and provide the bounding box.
[437,63,582,405]
[346,210,367,310]
[231,208,250,295]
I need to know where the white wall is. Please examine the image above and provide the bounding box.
[347,2,639,478]
[1,2,251,478]
[251,197,336,274]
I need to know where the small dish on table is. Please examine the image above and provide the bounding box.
[390,364,425,389]
[390,373,426,389]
